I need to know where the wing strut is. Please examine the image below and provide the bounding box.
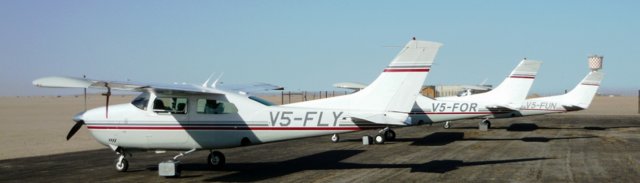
[102,83,111,118]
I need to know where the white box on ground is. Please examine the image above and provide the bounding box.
[158,160,181,177]
[362,136,373,145]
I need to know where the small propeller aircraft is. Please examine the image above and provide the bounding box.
[33,39,443,176]
[490,61,604,118]
[426,59,542,128]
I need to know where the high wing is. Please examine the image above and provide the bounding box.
[218,82,284,94]
[33,76,226,95]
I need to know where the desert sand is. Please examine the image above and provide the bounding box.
[0,95,637,160]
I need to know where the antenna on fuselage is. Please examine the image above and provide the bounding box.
[211,72,224,88]
[83,75,87,111]
[202,72,216,87]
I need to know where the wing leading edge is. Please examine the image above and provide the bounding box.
[33,76,226,95]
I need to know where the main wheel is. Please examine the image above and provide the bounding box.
[331,134,340,143]
[443,121,451,129]
[115,158,129,172]
[207,151,226,170]
[374,134,385,144]
[384,130,396,141]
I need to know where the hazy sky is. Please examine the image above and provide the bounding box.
[1,1,638,96]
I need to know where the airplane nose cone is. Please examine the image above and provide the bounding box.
[73,111,86,122]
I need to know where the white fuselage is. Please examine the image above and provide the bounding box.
[79,92,387,151]
[409,96,500,124]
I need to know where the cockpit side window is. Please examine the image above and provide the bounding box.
[131,93,150,110]
[196,99,238,114]
[153,97,188,114]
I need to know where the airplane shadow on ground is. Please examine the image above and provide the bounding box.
[449,123,640,132]
[392,132,598,146]
[177,150,552,182]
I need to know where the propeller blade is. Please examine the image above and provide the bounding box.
[66,120,85,140]
[105,93,110,118]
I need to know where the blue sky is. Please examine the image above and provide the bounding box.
[1,1,638,96]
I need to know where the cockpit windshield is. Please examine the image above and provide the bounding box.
[131,93,150,110]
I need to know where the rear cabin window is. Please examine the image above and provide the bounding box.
[153,97,188,114]
[196,99,238,114]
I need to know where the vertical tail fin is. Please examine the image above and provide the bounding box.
[351,40,442,113]
[286,39,443,118]
[437,59,542,108]
[559,71,604,109]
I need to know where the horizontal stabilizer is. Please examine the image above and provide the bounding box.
[350,112,412,126]
[485,105,518,113]
[333,82,367,91]
[562,105,585,112]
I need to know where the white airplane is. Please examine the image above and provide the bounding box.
[32,39,442,176]
[490,65,604,118]
[411,59,542,128]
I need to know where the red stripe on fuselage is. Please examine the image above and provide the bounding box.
[86,126,377,131]
[410,112,493,115]
[509,76,535,79]
[520,109,566,112]
[383,68,430,72]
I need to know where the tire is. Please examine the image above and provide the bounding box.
[443,121,451,129]
[208,151,226,170]
[384,130,396,141]
[331,134,340,143]
[115,158,129,172]
[374,134,385,144]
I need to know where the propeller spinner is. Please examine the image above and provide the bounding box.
[68,112,86,140]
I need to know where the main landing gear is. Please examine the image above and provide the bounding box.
[207,151,226,170]
[331,127,396,145]
[331,134,340,143]
[371,127,396,144]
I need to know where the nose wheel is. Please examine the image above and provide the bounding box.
[443,121,451,129]
[115,155,129,172]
